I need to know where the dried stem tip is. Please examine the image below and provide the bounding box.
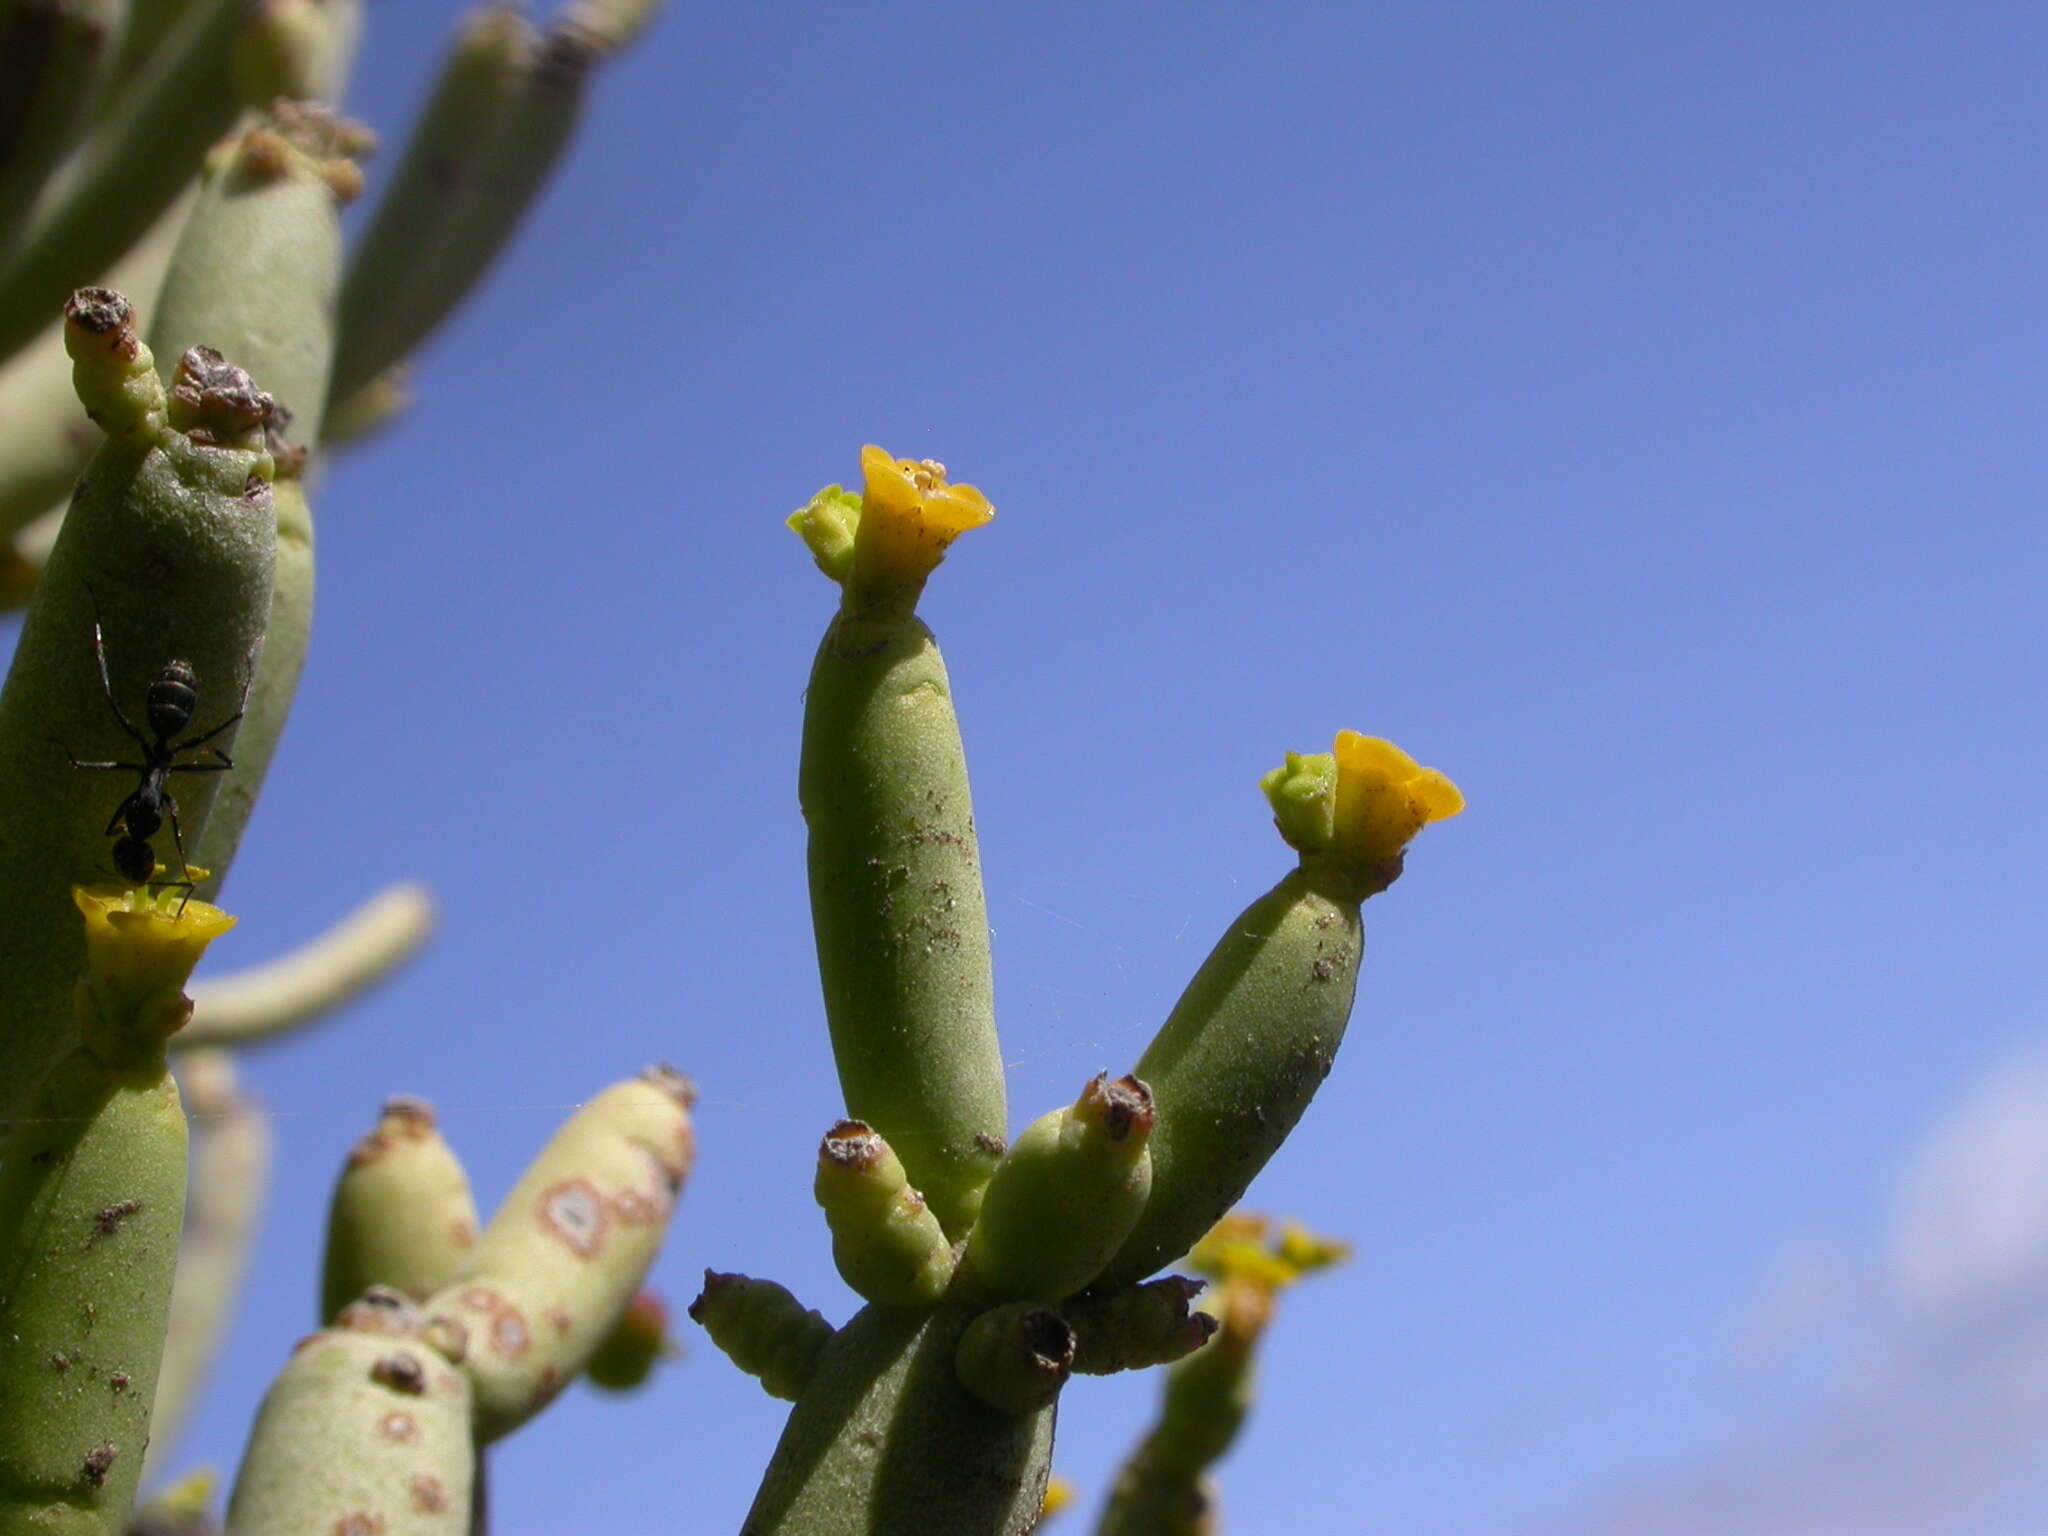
[689,1271,833,1403]
[955,1303,1076,1415]
[814,1120,956,1307]
[64,285,165,440]
[167,345,274,447]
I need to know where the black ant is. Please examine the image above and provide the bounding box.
[61,587,246,897]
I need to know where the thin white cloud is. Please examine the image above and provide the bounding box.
[1891,1048,2048,1318]
[1541,1044,2048,1536]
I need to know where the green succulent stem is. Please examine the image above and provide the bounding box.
[1091,864,1368,1292]
[232,0,364,103]
[143,106,365,900]
[0,0,248,362]
[321,1095,479,1323]
[966,1074,1154,1303]
[813,1119,956,1308]
[0,184,195,549]
[142,1048,270,1481]
[329,9,643,407]
[421,1066,695,1443]
[1094,1289,1262,1536]
[326,4,532,405]
[0,0,130,267]
[688,1272,833,1403]
[181,881,435,1049]
[225,1291,474,1536]
[797,597,1006,1237]
[1063,1276,1215,1376]
[148,103,366,455]
[0,1048,187,1534]
[0,883,228,1535]
[0,300,275,1121]
[740,1302,1055,1536]
[954,1303,1074,1415]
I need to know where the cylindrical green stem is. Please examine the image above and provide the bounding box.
[954,1303,1074,1415]
[329,10,637,407]
[688,1272,833,1404]
[0,0,247,361]
[0,298,275,1121]
[423,1066,695,1442]
[224,1291,474,1536]
[322,1096,479,1322]
[0,882,231,1534]
[966,1074,1154,1303]
[144,1047,271,1479]
[0,0,130,267]
[181,881,435,1049]
[1063,1276,1214,1375]
[1098,729,1461,1289]
[0,183,195,547]
[792,454,1008,1234]
[813,1119,956,1308]
[740,1302,1055,1536]
[326,4,533,406]
[147,103,365,456]
[1094,1286,1263,1536]
[232,0,363,105]
[143,105,365,899]
[1091,868,1361,1291]
[0,1052,186,1532]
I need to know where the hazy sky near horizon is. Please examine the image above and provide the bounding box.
[12,6,2048,1532]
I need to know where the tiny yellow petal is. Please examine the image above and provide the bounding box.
[1409,768,1465,822]
[859,445,920,520]
[925,482,994,536]
[1333,730,1422,783]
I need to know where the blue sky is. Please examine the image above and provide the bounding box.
[17,4,2048,1531]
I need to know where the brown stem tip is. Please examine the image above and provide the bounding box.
[819,1119,884,1171]
[64,286,141,359]
[170,346,274,443]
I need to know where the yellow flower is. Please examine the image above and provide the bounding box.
[73,882,235,1051]
[850,444,994,591]
[1330,731,1463,864]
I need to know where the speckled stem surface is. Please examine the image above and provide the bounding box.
[0,363,273,1120]
[0,1049,186,1534]
[424,1068,694,1442]
[225,1302,474,1536]
[740,1302,1055,1536]
[1093,868,1362,1291]
[800,608,1006,1236]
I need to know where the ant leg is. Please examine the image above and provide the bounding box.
[163,793,192,884]
[172,709,243,756]
[164,760,232,774]
[104,793,141,837]
[83,583,149,751]
[175,644,256,757]
[64,755,145,772]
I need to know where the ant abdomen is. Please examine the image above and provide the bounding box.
[146,662,199,742]
[113,836,156,884]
